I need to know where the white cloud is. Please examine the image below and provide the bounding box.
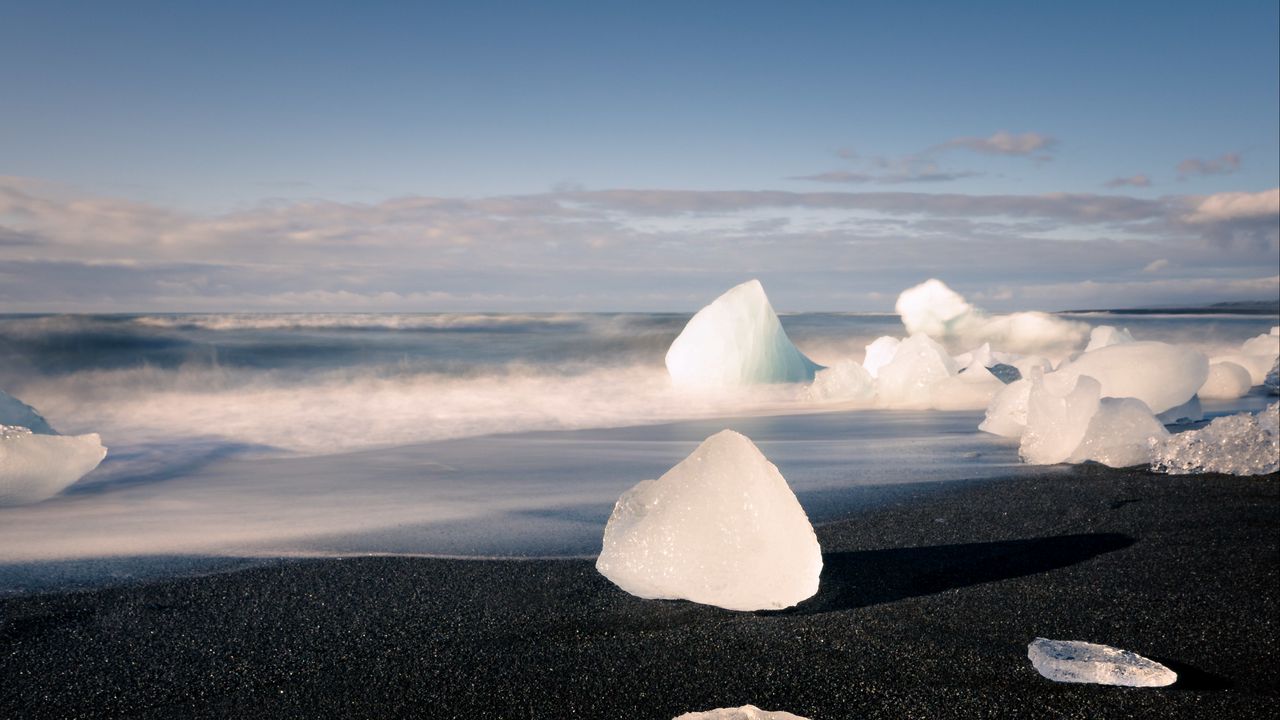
[945,130,1057,156]
[1183,188,1279,223]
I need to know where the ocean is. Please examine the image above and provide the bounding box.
[0,311,1274,593]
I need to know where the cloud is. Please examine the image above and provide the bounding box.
[1182,188,1279,223]
[1105,174,1151,188]
[1177,153,1241,178]
[1142,258,1170,273]
[944,130,1057,157]
[791,169,981,185]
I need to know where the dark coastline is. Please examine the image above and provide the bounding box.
[2,466,1277,719]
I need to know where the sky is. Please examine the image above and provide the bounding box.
[1,0,1277,312]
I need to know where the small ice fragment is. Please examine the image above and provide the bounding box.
[1084,325,1134,353]
[674,706,810,720]
[979,378,1032,438]
[802,359,874,403]
[1054,342,1208,414]
[1067,397,1168,468]
[1019,372,1101,465]
[1028,637,1177,687]
[596,430,822,611]
[1151,402,1279,476]
[876,333,959,408]
[665,280,821,388]
[861,336,901,378]
[1156,395,1202,425]
[1,425,107,506]
[1199,361,1254,400]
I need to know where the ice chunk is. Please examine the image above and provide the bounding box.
[952,342,993,369]
[674,707,810,720]
[1199,361,1254,400]
[979,378,1032,438]
[1054,342,1208,414]
[1083,325,1134,353]
[1,425,107,506]
[861,336,901,378]
[596,430,822,611]
[1210,353,1274,386]
[1067,397,1168,468]
[1267,359,1279,395]
[1242,332,1280,360]
[0,390,56,435]
[1019,372,1102,465]
[931,359,1006,411]
[895,279,1088,357]
[1027,638,1177,687]
[802,360,874,403]
[876,333,959,408]
[666,280,821,388]
[1151,402,1279,476]
[1156,395,1202,425]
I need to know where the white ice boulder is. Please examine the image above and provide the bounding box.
[802,360,874,403]
[895,279,1087,357]
[1198,362,1253,400]
[1067,397,1169,468]
[1210,353,1274,386]
[1,425,107,506]
[1053,342,1208,414]
[876,333,959,408]
[979,378,1032,438]
[1028,638,1177,687]
[861,336,901,378]
[666,280,821,388]
[1151,402,1279,476]
[0,390,56,435]
[596,430,822,611]
[1242,332,1280,360]
[1019,372,1102,465]
[674,706,810,720]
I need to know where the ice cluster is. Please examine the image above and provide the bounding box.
[1027,638,1177,687]
[895,279,1088,356]
[1,424,107,506]
[674,707,809,720]
[801,359,874,403]
[596,430,822,611]
[1053,342,1208,415]
[666,280,821,388]
[1210,328,1280,386]
[1151,402,1279,476]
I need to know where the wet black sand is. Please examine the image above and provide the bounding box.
[2,466,1276,719]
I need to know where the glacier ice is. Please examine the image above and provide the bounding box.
[1267,359,1279,395]
[0,390,56,435]
[666,280,821,388]
[1067,397,1168,468]
[875,333,959,408]
[895,279,1088,357]
[595,429,822,611]
[1028,638,1177,687]
[1242,331,1280,360]
[674,707,810,720]
[930,359,1006,411]
[1199,361,1254,400]
[802,360,875,403]
[1019,372,1102,465]
[1151,402,1279,476]
[1053,342,1208,414]
[1083,325,1134,353]
[861,336,901,378]
[979,378,1032,438]
[1210,353,1274,386]
[1,425,107,506]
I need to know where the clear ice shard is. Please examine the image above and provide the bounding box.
[596,429,822,611]
[673,707,810,720]
[0,424,107,506]
[1027,637,1177,687]
[1199,361,1253,400]
[1151,402,1279,476]
[665,280,821,388]
[0,390,57,435]
[1066,397,1168,468]
[1019,372,1101,465]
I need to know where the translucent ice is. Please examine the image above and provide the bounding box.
[876,333,959,408]
[931,359,1006,411]
[979,378,1032,438]
[1053,342,1208,414]
[895,279,1088,357]
[861,336,901,378]
[1242,332,1280,360]
[674,707,810,720]
[1083,325,1134,353]
[1019,372,1102,465]
[666,280,821,388]
[1027,638,1177,687]
[1067,397,1169,468]
[802,360,874,403]
[0,390,56,435]
[1267,359,1279,395]
[596,430,822,611]
[1151,402,1279,476]
[1210,353,1274,386]
[1198,361,1253,400]
[1,425,107,506]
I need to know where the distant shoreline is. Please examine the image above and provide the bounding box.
[1064,301,1280,316]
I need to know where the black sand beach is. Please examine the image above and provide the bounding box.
[2,466,1276,719]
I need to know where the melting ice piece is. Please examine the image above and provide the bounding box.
[666,280,821,388]
[931,359,1006,411]
[861,336,901,378]
[1151,402,1279,476]
[596,430,822,611]
[1067,397,1168,468]
[802,360,874,403]
[1054,342,1208,414]
[1199,361,1254,400]
[876,333,959,408]
[1019,372,1101,465]
[1,425,107,506]
[1210,353,1274,386]
[1027,638,1177,687]
[1242,331,1280,360]
[895,278,1087,356]
[674,707,810,720]
[1083,325,1134,353]
[0,390,57,435]
[979,378,1032,438]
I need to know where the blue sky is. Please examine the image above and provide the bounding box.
[1,1,1277,311]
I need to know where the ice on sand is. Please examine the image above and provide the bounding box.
[875,333,959,408]
[666,280,821,388]
[596,430,822,611]
[1151,402,1279,476]
[1019,372,1102,465]
[1053,342,1208,414]
[1199,361,1254,400]
[674,706,809,720]
[1067,397,1169,468]
[979,378,1033,438]
[1028,638,1177,687]
[1,425,107,506]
